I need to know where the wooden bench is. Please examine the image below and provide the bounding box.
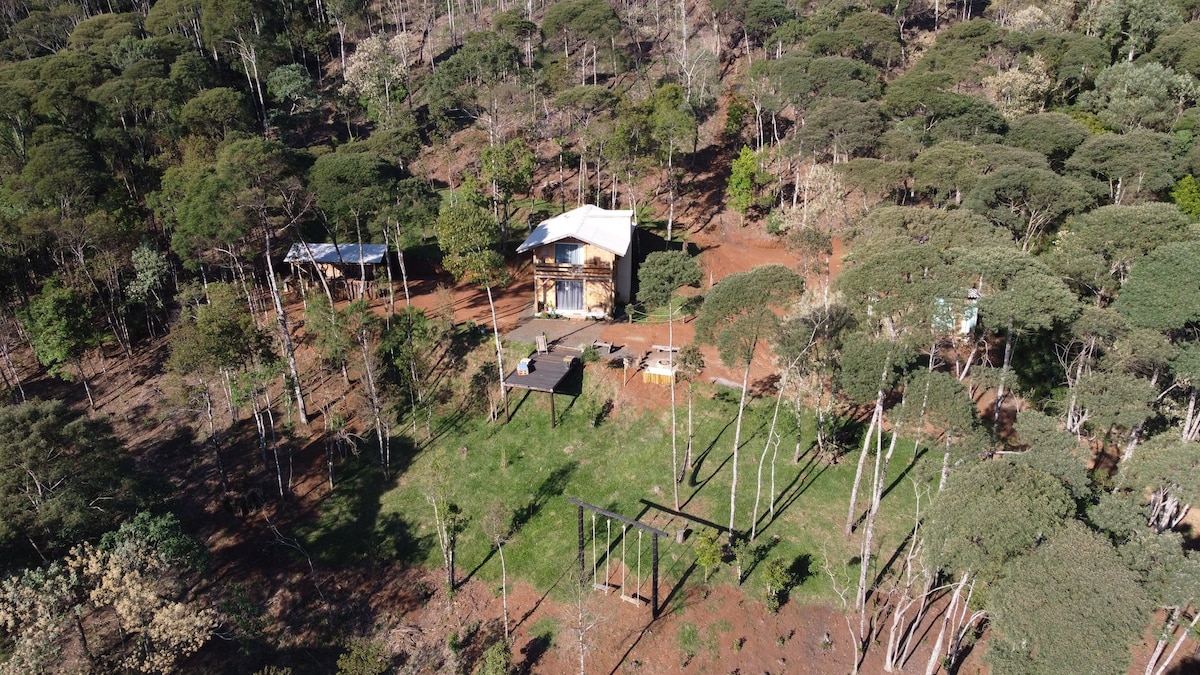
[651,344,679,353]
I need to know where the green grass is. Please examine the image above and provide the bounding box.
[301,360,939,611]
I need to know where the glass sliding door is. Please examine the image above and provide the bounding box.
[555,280,584,311]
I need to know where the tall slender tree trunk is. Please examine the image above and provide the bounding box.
[498,541,510,642]
[74,358,95,409]
[486,285,507,413]
[846,378,885,536]
[666,148,675,242]
[858,413,901,634]
[991,318,1014,443]
[1150,609,1200,675]
[264,233,309,425]
[393,221,412,307]
[729,357,752,534]
[925,572,969,675]
[753,369,789,540]
[669,298,679,510]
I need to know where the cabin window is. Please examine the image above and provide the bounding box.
[555,243,584,265]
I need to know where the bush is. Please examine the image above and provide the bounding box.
[479,640,511,675]
[694,529,722,582]
[763,558,792,613]
[336,639,389,675]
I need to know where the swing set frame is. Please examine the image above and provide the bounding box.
[568,496,668,618]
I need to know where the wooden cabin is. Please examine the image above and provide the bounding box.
[284,242,388,299]
[516,205,636,318]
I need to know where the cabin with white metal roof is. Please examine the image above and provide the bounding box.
[516,205,636,318]
[283,242,389,300]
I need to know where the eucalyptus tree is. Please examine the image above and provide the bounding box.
[423,30,523,140]
[479,138,535,241]
[797,98,885,164]
[1114,240,1200,335]
[309,150,396,299]
[554,84,619,209]
[676,343,705,478]
[988,522,1150,675]
[694,265,803,534]
[901,368,985,489]
[836,229,958,533]
[1091,493,1200,675]
[1171,344,1200,444]
[952,246,1080,438]
[0,400,133,571]
[1121,436,1200,534]
[1065,129,1176,205]
[963,165,1092,251]
[384,176,440,308]
[435,192,509,415]
[378,306,446,439]
[1012,409,1092,501]
[923,461,1075,674]
[211,138,313,425]
[542,0,621,86]
[1086,0,1182,62]
[834,158,909,212]
[200,0,281,134]
[1114,241,1200,462]
[1080,61,1198,132]
[21,277,99,407]
[1047,202,1191,306]
[909,141,988,207]
[1003,111,1089,170]
[636,250,701,510]
[649,84,696,240]
[343,299,391,474]
[168,282,274,494]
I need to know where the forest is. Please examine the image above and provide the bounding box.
[1,0,1199,671]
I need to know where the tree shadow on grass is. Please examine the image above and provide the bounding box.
[743,537,780,582]
[777,553,812,609]
[681,415,770,512]
[753,446,829,537]
[512,461,578,531]
[298,454,431,567]
[849,443,927,534]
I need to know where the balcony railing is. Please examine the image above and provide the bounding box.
[534,261,614,279]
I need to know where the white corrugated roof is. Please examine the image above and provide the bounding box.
[284,243,388,264]
[516,205,634,256]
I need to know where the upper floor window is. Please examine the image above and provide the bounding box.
[555,243,584,264]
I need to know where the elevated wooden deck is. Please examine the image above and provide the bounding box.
[503,352,576,394]
[502,350,579,427]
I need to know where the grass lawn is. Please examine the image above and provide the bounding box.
[300,361,940,611]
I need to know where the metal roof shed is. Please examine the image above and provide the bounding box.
[283,243,388,264]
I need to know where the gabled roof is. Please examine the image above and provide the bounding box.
[284,243,388,264]
[516,205,634,257]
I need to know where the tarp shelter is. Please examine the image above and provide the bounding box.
[516,205,636,318]
[284,243,389,299]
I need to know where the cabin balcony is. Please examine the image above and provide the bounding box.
[533,261,614,279]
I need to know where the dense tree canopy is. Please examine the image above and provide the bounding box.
[0,400,136,571]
